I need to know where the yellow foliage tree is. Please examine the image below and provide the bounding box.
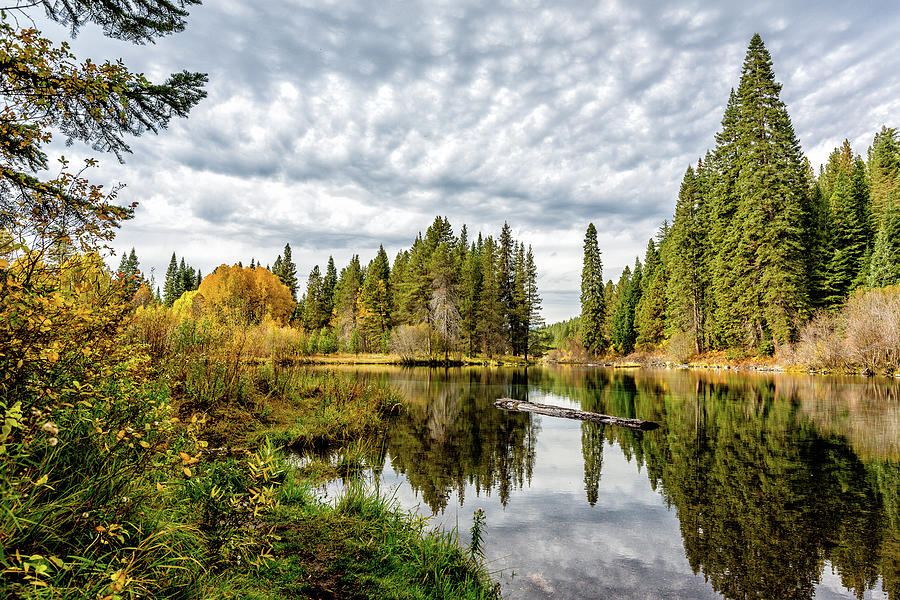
[197,265,295,325]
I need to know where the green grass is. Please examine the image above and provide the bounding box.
[3,347,499,600]
[222,478,501,600]
[245,368,402,450]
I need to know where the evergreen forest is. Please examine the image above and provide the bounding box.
[574,34,900,366]
[121,216,545,362]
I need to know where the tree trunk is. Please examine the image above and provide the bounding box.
[494,399,659,430]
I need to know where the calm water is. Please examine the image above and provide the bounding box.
[314,366,900,600]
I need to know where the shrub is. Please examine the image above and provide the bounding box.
[792,285,900,373]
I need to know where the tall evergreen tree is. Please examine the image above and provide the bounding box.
[610,261,641,355]
[867,202,900,288]
[580,223,605,352]
[824,172,869,306]
[117,247,142,297]
[477,237,504,357]
[867,126,900,229]
[276,243,299,301]
[389,250,410,324]
[667,166,710,353]
[710,34,810,349]
[162,252,179,306]
[807,159,833,308]
[397,235,431,324]
[459,243,483,355]
[178,257,196,294]
[358,247,392,351]
[634,236,667,348]
[708,91,744,346]
[498,222,516,341]
[523,245,545,360]
[322,256,338,321]
[302,265,326,331]
[333,255,363,346]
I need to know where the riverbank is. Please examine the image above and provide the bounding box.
[544,350,900,377]
[292,352,536,367]
[176,365,502,600]
[2,304,501,600]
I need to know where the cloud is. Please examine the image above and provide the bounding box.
[34,0,900,322]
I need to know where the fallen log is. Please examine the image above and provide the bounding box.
[494,398,659,430]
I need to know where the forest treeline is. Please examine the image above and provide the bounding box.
[122,216,545,361]
[571,34,900,367]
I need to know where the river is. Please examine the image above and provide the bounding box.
[311,365,900,600]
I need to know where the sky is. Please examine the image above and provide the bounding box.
[37,0,900,323]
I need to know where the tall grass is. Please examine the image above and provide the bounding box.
[126,308,402,448]
[201,466,501,600]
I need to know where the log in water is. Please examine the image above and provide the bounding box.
[494,398,659,430]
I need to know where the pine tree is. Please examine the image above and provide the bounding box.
[117,247,142,297]
[277,243,299,301]
[510,243,528,356]
[457,225,469,272]
[358,247,392,351]
[272,255,283,279]
[459,242,482,355]
[162,253,178,306]
[867,202,900,288]
[823,172,869,305]
[323,256,338,322]
[302,265,326,331]
[710,34,810,349]
[708,91,744,346]
[634,236,667,348]
[807,159,833,308]
[117,252,129,276]
[477,237,504,357]
[524,245,545,360]
[867,126,900,229]
[423,216,455,252]
[580,223,605,352]
[498,222,515,343]
[389,251,409,324]
[603,279,616,341]
[333,256,363,347]
[178,257,196,293]
[395,235,430,324]
[174,258,188,300]
[611,260,641,355]
[667,166,710,353]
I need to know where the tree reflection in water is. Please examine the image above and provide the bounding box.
[313,365,900,599]
[362,367,538,512]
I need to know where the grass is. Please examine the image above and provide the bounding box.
[222,477,501,600]
[242,366,402,450]
[3,290,501,599]
[164,352,499,599]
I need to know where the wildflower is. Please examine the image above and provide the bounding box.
[42,422,59,435]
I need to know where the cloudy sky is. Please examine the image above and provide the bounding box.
[41,0,900,322]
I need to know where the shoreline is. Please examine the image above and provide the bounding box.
[265,352,900,378]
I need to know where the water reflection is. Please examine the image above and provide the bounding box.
[313,365,900,599]
[347,368,538,511]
